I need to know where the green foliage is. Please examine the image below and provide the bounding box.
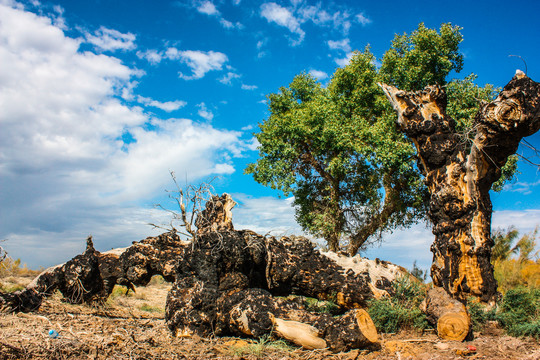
[446,74,499,132]
[409,260,427,282]
[367,277,430,333]
[497,287,540,338]
[466,298,497,331]
[302,296,340,315]
[379,23,463,91]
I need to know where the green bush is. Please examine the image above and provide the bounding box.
[497,287,539,338]
[367,277,430,333]
[467,298,497,331]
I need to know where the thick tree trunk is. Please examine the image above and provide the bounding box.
[421,287,470,341]
[380,72,540,301]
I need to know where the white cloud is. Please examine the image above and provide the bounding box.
[0,1,246,267]
[137,96,187,112]
[327,38,351,52]
[195,0,243,29]
[260,2,305,45]
[86,26,136,51]
[165,49,228,80]
[309,69,328,80]
[335,52,354,67]
[197,0,218,15]
[136,49,163,64]
[197,102,214,121]
[219,71,241,85]
[260,2,370,45]
[241,84,258,90]
[233,195,302,235]
[232,0,241,5]
[356,12,371,26]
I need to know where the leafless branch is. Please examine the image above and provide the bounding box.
[149,171,218,239]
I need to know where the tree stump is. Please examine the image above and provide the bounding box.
[421,287,471,341]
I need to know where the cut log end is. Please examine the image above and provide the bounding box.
[272,316,327,350]
[354,309,378,344]
[437,312,470,341]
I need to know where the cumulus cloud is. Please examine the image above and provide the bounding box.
[219,71,241,85]
[260,2,305,45]
[166,49,228,80]
[356,12,372,26]
[136,96,187,112]
[0,1,245,267]
[197,102,214,121]
[136,49,163,64]
[308,69,328,80]
[241,84,258,90]
[86,26,136,51]
[327,38,351,52]
[195,0,243,29]
[335,52,354,67]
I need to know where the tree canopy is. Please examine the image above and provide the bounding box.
[246,23,512,255]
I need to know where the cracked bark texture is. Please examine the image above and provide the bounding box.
[381,72,540,301]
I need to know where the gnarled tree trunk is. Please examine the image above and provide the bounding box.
[380,72,540,302]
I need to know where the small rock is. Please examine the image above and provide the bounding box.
[435,342,450,350]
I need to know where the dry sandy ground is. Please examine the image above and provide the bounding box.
[1,276,539,359]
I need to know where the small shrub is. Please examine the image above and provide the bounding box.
[109,285,133,299]
[497,287,539,338]
[467,298,497,331]
[140,303,163,313]
[367,276,430,333]
[0,284,25,293]
[303,297,340,315]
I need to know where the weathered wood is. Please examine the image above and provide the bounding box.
[265,235,374,308]
[1,232,188,312]
[215,288,378,351]
[380,72,540,302]
[3,193,405,353]
[421,287,470,341]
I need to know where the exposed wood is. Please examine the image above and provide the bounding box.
[272,316,328,350]
[380,73,540,302]
[421,287,470,341]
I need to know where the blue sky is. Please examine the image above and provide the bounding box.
[1,0,539,271]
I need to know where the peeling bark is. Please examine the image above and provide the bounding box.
[380,72,540,301]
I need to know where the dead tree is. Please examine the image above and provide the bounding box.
[380,72,540,302]
[1,193,411,351]
[0,233,189,312]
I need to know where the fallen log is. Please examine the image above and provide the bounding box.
[0,232,188,312]
[2,193,410,352]
[421,286,471,341]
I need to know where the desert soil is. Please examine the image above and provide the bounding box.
[1,275,538,360]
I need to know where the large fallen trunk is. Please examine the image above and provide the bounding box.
[1,193,411,352]
[380,72,540,302]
